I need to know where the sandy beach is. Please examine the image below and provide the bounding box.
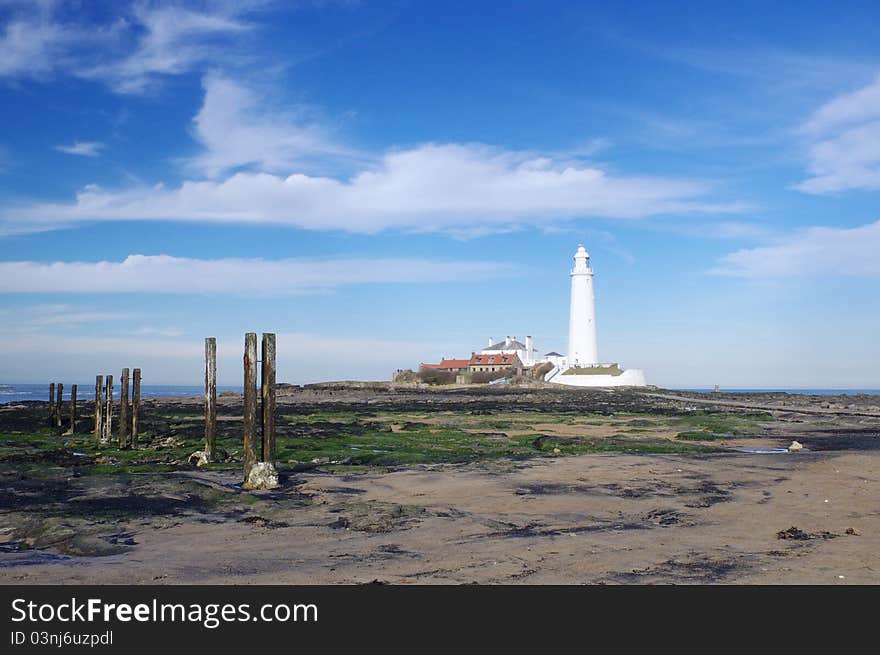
[1,386,878,584]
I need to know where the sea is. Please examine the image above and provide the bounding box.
[1,382,879,404]
[0,383,242,404]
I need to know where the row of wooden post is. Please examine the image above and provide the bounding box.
[202,333,276,476]
[91,369,141,448]
[48,382,77,434]
[48,333,275,478]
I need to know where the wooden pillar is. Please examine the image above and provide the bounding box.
[131,369,141,449]
[261,333,276,465]
[68,384,77,435]
[119,368,130,448]
[55,383,63,429]
[243,333,258,478]
[49,382,56,424]
[102,375,113,444]
[205,338,217,460]
[94,375,103,441]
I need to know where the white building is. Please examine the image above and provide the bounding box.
[547,245,647,387]
[482,335,541,366]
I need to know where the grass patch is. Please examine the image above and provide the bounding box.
[674,412,771,434]
[531,433,715,455]
[282,411,365,424]
[0,408,734,475]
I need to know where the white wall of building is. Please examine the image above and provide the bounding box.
[550,368,647,387]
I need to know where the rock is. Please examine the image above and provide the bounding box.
[552,447,562,456]
[243,462,279,490]
[311,456,330,464]
[845,527,861,536]
[188,450,210,467]
[152,436,185,450]
[776,526,810,540]
[788,440,804,452]
[95,455,117,465]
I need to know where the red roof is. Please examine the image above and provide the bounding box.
[438,358,470,369]
[469,353,521,366]
[421,359,470,370]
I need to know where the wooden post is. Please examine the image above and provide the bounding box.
[94,375,103,441]
[261,333,276,465]
[205,338,217,460]
[55,383,63,429]
[131,368,141,449]
[49,382,56,424]
[243,333,258,478]
[67,384,77,435]
[102,375,113,444]
[119,368,130,448]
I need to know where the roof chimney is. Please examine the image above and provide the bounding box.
[505,335,511,346]
[488,337,493,347]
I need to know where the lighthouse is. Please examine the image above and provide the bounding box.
[567,245,599,367]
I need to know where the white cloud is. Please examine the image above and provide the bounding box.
[801,74,880,134]
[2,142,741,235]
[54,141,104,157]
[188,74,355,177]
[0,253,512,294]
[796,75,880,193]
[710,220,880,277]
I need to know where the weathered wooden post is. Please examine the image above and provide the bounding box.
[119,368,130,448]
[67,384,77,435]
[55,383,63,429]
[261,333,276,465]
[49,382,56,424]
[205,338,217,461]
[94,375,103,441]
[102,374,113,444]
[243,333,258,478]
[131,369,141,449]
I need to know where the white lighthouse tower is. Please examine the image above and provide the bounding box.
[567,245,599,367]
[546,244,647,387]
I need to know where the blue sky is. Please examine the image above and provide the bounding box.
[1,0,879,387]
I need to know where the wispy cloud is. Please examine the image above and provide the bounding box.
[795,74,880,193]
[79,3,253,94]
[597,25,877,93]
[187,74,358,177]
[0,254,513,294]
[0,331,470,385]
[709,220,880,277]
[54,141,104,157]
[0,1,257,93]
[0,1,80,79]
[133,326,185,338]
[0,303,136,331]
